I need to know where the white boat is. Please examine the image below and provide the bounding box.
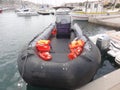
[37,7,56,15]
[55,7,71,15]
[70,13,88,21]
[16,0,38,16]
[37,8,51,15]
[106,9,120,15]
[16,8,38,16]
[70,1,106,21]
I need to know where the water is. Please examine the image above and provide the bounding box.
[0,11,118,90]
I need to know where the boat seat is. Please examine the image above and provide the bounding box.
[56,23,71,39]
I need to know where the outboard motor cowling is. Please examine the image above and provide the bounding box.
[96,34,110,51]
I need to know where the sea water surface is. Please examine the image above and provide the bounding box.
[0,11,118,90]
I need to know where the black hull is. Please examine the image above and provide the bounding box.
[17,24,101,89]
[0,10,2,13]
[37,12,50,15]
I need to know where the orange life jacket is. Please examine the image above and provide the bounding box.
[36,40,51,52]
[38,52,52,61]
[68,39,85,60]
[36,40,52,61]
[51,28,57,35]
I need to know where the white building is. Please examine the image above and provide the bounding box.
[83,1,104,13]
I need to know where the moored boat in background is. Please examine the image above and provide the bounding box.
[70,1,106,21]
[37,8,55,15]
[16,8,38,16]
[0,9,2,13]
[37,8,50,15]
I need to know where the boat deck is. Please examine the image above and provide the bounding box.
[51,31,76,53]
[50,31,76,63]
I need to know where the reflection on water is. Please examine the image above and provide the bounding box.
[72,20,115,36]
[0,11,118,90]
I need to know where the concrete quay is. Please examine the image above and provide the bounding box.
[88,15,120,28]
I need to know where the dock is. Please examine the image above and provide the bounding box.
[78,69,120,90]
[88,15,120,28]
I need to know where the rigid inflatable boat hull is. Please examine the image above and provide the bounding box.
[17,24,101,89]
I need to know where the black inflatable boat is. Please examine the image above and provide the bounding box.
[17,23,101,89]
[17,9,101,89]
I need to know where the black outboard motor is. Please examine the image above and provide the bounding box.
[55,8,71,38]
